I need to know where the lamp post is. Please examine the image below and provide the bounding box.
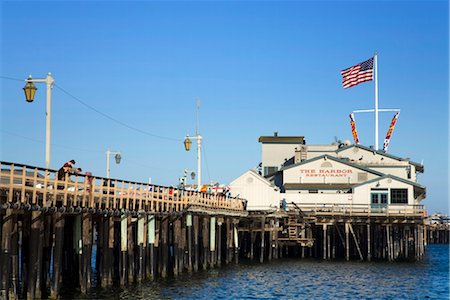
[106,148,121,178]
[23,73,55,169]
[184,134,202,190]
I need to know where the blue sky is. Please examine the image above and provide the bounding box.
[1,1,448,213]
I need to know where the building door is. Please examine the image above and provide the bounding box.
[371,191,388,213]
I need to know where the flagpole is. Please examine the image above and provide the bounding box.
[374,53,379,150]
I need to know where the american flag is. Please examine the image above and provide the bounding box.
[341,57,374,89]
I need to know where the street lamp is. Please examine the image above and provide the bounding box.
[184,134,202,190]
[106,148,122,178]
[23,73,55,169]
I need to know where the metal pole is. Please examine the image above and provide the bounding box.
[45,73,54,169]
[197,135,202,189]
[374,53,379,150]
[106,148,110,178]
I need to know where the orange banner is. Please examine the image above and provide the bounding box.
[349,113,360,144]
[383,112,400,152]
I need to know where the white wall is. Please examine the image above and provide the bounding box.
[284,177,417,205]
[229,171,280,211]
[262,143,301,171]
[283,157,379,184]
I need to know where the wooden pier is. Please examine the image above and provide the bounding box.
[0,161,428,299]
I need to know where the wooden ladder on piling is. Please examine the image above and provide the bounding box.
[288,212,300,239]
[284,203,315,247]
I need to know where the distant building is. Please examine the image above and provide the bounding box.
[229,134,426,213]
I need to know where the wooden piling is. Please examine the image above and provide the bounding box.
[127,215,135,284]
[186,214,193,272]
[260,217,265,263]
[202,216,209,270]
[161,217,169,278]
[173,218,181,275]
[367,223,371,261]
[345,222,350,261]
[217,218,223,267]
[233,220,239,264]
[193,215,199,272]
[10,213,19,300]
[147,214,156,280]
[51,212,65,299]
[322,224,327,260]
[80,213,92,293]
[209,217,216,268]
[1,209,13,299]
[120,214,127,287]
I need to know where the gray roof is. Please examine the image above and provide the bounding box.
[336,144,424,172]
[279,154,386,177]
[258,136,304,144]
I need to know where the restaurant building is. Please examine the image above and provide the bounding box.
[229,134,426,213]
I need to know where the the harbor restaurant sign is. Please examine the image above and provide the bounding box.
[299,168,353,177]
[282,155,380,184]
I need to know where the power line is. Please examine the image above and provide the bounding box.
[54,84,182,142]
[1,130,104,153]
[1,76,183,142]
[202,143,212,184]
[0,75,23,82]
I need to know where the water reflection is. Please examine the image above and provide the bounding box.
[64,245,449,299]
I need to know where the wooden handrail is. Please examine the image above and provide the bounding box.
[0,161,246,213]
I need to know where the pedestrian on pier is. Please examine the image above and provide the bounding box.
[85,171,93,193]
[57,163,71,189]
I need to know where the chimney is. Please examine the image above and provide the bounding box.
[274,132,278,137]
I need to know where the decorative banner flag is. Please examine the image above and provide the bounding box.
[341,57,374,89]
[349,113,360,144]
[383,112,400,152]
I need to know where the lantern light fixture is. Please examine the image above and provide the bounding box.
[23,78,38,102]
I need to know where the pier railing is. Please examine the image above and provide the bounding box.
[0,161,246,214]
[287,202,426,217]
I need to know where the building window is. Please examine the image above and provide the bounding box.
[264,166,278,176]
[308,190,318,194]
[371,192,387,204]
[390,189,408,204]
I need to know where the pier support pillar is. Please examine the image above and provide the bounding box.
[322,224,327,260]
[1,209,13,300]
[367,223,371,261]
[202,216,209,270]
[50,212,65,299]
[147,215,156,280]
[120,214,128,286]
[137,214,145,282]
[80,213,92,293]
[186,214,193,272]
[161,217,169,278]
[233,219,239,264]
[209,217,216,268]
[193,215,199,272]
[345,222,350,261]
[260,217,265,263]
[217,218,223,267]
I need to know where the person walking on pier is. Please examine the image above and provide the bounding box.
[57,163,70,189]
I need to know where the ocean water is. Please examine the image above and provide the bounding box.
[66,244,449,299]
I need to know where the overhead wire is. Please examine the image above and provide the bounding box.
[201,143,212,184]
[1,129,104,153]
[54,84,182,142]
[0,76,182,142]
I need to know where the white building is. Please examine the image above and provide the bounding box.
[229,134,426,214]
[228,169,280,211]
